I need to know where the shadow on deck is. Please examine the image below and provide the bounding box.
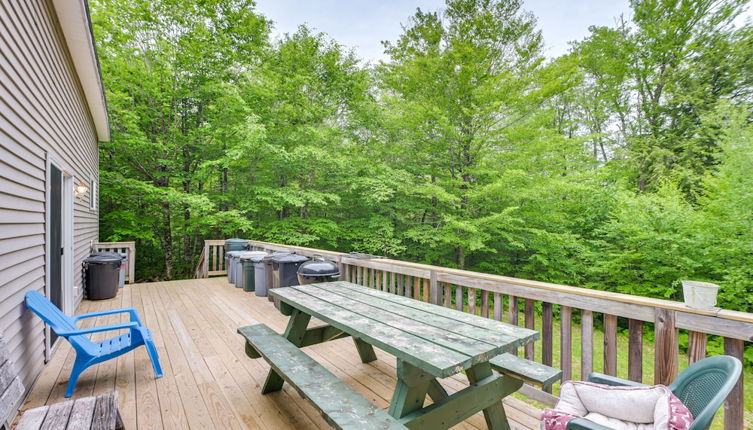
[18,278,542,429]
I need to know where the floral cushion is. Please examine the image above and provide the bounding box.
[540,381,693,430]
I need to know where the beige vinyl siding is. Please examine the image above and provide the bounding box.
[0,0,99,394]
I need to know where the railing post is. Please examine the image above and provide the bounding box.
[654,308,678,385]
[128,242,136,283]
[202,240,210,279]
[724,337,744,430]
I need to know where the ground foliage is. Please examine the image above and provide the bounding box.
[91,0,753,315]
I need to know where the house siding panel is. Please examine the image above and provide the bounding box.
[0,0,100,396]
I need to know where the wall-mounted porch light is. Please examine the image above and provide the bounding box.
[74,182,90,196]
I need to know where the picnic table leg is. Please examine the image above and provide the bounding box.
[388,360,433,418]
[261,309,311,394]
[466,362,519,430]
[352,337,377,363]
[427,379,449,402]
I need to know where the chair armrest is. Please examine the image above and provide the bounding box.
[74,308,142,325]
[56,321,139,336]
[567,418,614,430]
[587,372,647,387]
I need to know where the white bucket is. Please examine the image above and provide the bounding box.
[681,280,720,309]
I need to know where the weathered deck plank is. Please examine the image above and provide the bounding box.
[18,278,543,430]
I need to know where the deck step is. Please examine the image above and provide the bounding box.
[490,353,562,389]
[238,324,407,430]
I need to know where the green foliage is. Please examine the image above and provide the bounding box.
[93,0,753,319]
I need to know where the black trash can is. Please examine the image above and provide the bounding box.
[84,254,122,300]
[297,258,340,285]
[265,253,309,301]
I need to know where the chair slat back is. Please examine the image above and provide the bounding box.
[669,355,742,430]
[25,291,95,351]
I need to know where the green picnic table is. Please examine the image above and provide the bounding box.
[240,281,543,430]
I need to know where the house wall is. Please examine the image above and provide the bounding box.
[0,0,99,391]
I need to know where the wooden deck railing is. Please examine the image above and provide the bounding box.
[199,239,751,429]
[196,239,227,279]
[93,241,136,283]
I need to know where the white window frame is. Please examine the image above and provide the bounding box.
[89,175,97,211]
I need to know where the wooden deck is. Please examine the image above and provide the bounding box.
[18,278,542,430]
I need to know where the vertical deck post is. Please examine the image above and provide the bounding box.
[654,308,678,386]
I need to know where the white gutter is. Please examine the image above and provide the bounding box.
[50,0,110,142]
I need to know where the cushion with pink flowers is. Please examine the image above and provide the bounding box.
[540,381,693,430]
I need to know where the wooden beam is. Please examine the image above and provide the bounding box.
[603,313,617,376]
[654,308,678,386]
[524,299,535,361]
[560,306,572,382]
[723,337,744,430]
[688,331,707,365]
[581,310,593,380]
[628,319,643,383]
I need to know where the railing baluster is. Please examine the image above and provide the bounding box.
[688,331,707,365]
[603,313,618,376]
[560,305,572,382]
[443,283,451,308]
[723,337,744,430]
[481,290,489,318]
[542,302,553,393]
[493,293,502,321]
[455,285,463,311]
[429,271,439,305]
[581,310,593,380]
[508,296,518,325]
[414,277,421,301]
[423,278,430,303]
[390,271,396,294]
[524,299,535,360]
[628,319,643,383]
[468,288,477,315]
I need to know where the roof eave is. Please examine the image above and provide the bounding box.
[51,0,110,142]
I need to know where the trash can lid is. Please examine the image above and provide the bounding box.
[225,238,247,244]
[240,251,267,262]
[91,251,123,259]
[267,253,309,264]
[297,260,339,277]
[226,251,245,257]
[262,252,293,262]
[85,254,122,264]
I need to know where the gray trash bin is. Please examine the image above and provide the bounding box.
[84,254,122,300]
[224,238,248,252]
[241,251,267,292]
[226,250,244,284]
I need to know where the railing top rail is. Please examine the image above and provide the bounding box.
[238,240,753,327]
[94,241,136,247]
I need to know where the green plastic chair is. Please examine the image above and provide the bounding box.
[566,355,742,430]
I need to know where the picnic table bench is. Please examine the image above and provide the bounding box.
[239,281,562,430]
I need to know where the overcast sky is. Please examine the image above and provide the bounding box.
[254,0,752,63]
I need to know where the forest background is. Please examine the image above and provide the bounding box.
[91,0,753,321]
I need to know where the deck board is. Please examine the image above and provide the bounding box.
[19,278,543,430]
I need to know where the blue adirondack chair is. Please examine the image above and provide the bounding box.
[25,290,163,397]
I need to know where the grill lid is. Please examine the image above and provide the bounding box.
[297,259,339,277]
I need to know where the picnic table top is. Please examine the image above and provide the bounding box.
[270,281,539,377]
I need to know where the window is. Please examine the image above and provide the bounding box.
[89,177,97,210]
